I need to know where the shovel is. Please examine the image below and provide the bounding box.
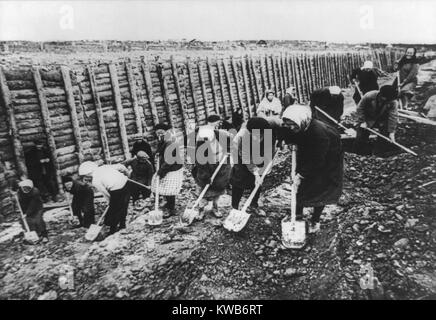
[281,145,307,249]
[147,159,163,226]
[14,193,39,244]
[85,206,109,241]
[181,154,229,225]
[65,193,80,226]
[223,154,276,232]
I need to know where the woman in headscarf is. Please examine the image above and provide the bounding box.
[281,105,343,234]
[394,47,419,109]
[256,89,283,120]
[191,126,232,218]
[17,179,49,242]
[151,123,184,217]
[350,60,379,104]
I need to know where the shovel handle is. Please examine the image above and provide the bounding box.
[314,107,349,132]
[13,193,31,233]
[241,152,277,212]
[191,154,229,210]
[127,178,151,190]
[96,205,110,226]
[154,155,160,212]
[65,192,74,218]
[352,79,364,98]
[363,127,417,156]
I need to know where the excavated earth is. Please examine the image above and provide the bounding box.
[0,60,435,300]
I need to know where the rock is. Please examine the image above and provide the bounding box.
[375,253,387,260]
[395,205,405,211]
[405,219,419,228]
[200,274,209,282]
[413,224,429,232]
[394,238,409,249]
[284,268,297,277]
[247,280,254,286]
[37,290,58,300]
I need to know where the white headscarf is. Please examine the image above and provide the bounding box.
[361,61,373,70]
[329,86,341,95]
[281,105,312,131]
[18,179,33,189]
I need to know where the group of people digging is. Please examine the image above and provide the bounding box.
[15,47,420,243]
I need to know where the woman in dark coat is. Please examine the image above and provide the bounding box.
[350,61,379,104]
[309,86,344,125]
[281,105,343,234]
[191,127,232,218]
[393,47,419,109]
[63,175,95,228]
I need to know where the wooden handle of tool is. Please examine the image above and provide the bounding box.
[191,154,229,209]
[127,178,151,190]
[96,205,110,226]
[290,145,298,222]
[314,106,349,131]
[154,155,160,211]
[65,192,74,218]
[398,113,436,126]
[364,127,417,156]
[242,153,277,212]
[13,193,31,232]
[352,79,364,97]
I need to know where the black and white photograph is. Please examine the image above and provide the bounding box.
[0,0,435,304]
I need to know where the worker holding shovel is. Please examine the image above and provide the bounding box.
[190,126,233,219]
[281,105,344,234]
[16,179,49,243]
[353,85,399,156]
[62,175,95,228]
[78,161,132,236]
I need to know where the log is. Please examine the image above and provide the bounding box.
[240,56,251,120]
[0,67,27,177]
[398,113,436,126]
[87,65,111,163]
[141,62,160,126]
[171,56,190,133]
[206,57,220,115]
[271,55,280,98]
[221,58,234,116]
[249,56,261,103]
[263,55,271,90]
[61,66,84,164]
[125,62,144,136]
[196,58,210,120]
[156,62,175,127]
[215,59,227,117]
[32,67,64,195]
[231,56,244,115]
[186,57,201,123]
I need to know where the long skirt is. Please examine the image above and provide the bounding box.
[151,168,184,196]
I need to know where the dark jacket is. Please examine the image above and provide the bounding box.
[282,93,296,109]
[351,68,379,94]
[356,90,398,133]
[18,187,43,217]
[310,88,344,123]
[284,119,343,207]
[124,157,154,186]
[68,181,95,221]
[156,137,183,177]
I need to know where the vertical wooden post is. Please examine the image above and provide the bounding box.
[272,55,281,98]
[125,62,144,136]
[263,54,271,90]
[290,54,302,103]
[197,57,210,120]
[269,55,277,96]
[0,67,27,177]
[230,56,244,115]
[186,57,200,124]
[141,62,160,127]
[281,53,288,91]
[249,55,261,104]
[156,62,176,128]
[61,66,84,164]
[32,67,64,195]
[108,63,130,159]
[240,56,252,119]
[218,59,231,117]
[171,56,190,133]
[206,57,220,115]
[87,65,111,163]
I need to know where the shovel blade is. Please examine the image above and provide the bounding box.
[24,231,39,244]
[223,209,251,232]
[147,210,163,226]
[85,224,102,241]
[181,208,199,226]
[281,219,306,249]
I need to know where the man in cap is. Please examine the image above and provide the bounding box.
[257,89,283,120]
[354,85,399,155]
[350,60,379,104]
[62,175,95,228]
[78,161,132,235]
[17,179,49,242]
[310,86,344,126]
[123,150,154,208]
[130,135,154,170]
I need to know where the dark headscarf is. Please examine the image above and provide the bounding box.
[246,117,270,132]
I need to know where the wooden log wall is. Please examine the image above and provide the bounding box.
[0,49,394,217]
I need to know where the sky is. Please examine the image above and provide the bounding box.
[0,0,435,43]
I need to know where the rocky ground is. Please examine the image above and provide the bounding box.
[0,61,435,300]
